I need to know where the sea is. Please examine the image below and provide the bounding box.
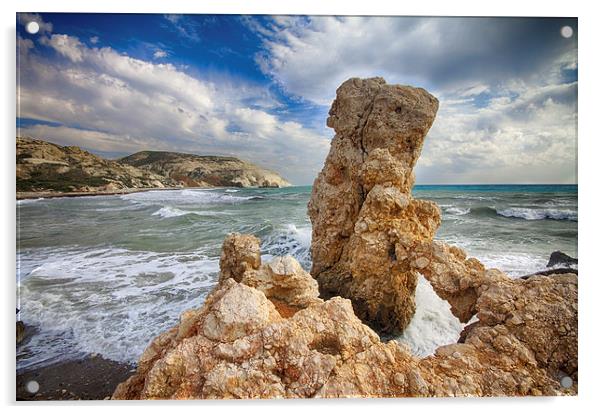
[16,184,578,371]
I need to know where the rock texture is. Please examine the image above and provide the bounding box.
[307,77,440,334]
[547,251,578,268]
[16,137,290,196]
[120,151,291,188]
[113,233,577,399]
[113,78,577,399]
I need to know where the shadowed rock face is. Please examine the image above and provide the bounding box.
[307,77,440,334]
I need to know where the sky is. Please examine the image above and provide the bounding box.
[16,13,578,185]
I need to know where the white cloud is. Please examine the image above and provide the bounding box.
[153,49,167,59]
[18,32,329,184]
[163,14,201,43]
[90,36,99,44]
[40,34,85,62]
[249,16,578,184]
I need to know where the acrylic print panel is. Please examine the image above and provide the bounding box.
[16,13,578,400]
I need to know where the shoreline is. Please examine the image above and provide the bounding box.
[16,186,189,201]
[16,354,135,400]
[16,184,295,201]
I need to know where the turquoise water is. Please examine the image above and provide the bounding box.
[16,184,577,370]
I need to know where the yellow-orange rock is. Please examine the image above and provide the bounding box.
[308,77,440,334]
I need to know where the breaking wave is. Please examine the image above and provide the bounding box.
[495,207,577,221]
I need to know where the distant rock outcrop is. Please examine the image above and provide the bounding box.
[307,77,440,334]
[120,151,291,188]
[17,137,174,194]
[16,137,291,196]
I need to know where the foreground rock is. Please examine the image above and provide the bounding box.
[113,233,577,399]
[308,77,440,334]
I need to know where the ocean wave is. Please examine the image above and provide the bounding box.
[122,189,254,205]
[496,207,577,221]
[261,223,312,269]
[17,198,44,205]
[152,206,230,219]
[17,246,219,369]
[444,206,470,216]
[152,206,192,218]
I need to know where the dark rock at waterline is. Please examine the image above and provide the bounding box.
[547,251,578,268]
[16,321,25,344]
[519,268,578,280]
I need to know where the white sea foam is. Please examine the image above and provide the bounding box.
[396,275,463,356]
[152,206,190,218]
[261,223,313,269]
[17,198,44,205]
[152,206,231,219]
[17,247,219,369]
[225,189,240,193]
[496,207,577,221]
[444,206,470,216]
[122,189,253,206]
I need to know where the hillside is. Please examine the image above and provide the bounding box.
[16,137,290,196]
[119,151,291,188]
[16,137,175,194]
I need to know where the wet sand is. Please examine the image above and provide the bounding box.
[16,355,136,401]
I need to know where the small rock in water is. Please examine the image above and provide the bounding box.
[547,251,577,268]
[16,321,26,344]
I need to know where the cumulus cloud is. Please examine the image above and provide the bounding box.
[18,31,330,184]
[250,16,578,184]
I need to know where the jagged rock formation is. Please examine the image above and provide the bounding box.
[120,151,291,188]
[113,232,577,399]
[112,78,577,399]
[546,251,578,268]
[307,77,440,334]
[17,137,174,193]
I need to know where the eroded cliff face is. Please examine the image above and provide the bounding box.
[307,77,440,334]
[113,78,577,399]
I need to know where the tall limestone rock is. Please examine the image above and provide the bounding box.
[308,77,440,334]
[113,78,577,399]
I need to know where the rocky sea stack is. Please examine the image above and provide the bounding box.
[112,78,577,399]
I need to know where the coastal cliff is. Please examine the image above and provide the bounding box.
[120,151,290,188]
[16,137,290,197]
[112,78,577,399]
[16,137,175,194]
